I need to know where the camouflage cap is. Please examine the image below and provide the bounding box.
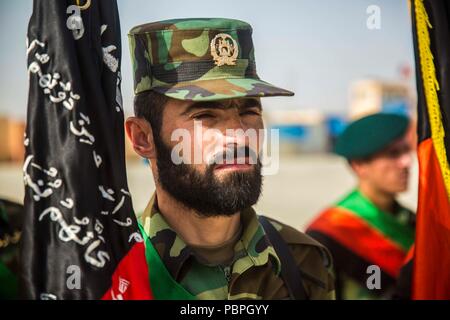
[128,18,294,101]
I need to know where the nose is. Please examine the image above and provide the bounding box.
[219,106,262,152]
[398,151,412,169]
[226,109,247,131]
[218,110,249,145]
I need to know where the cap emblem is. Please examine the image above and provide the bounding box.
[210,33,238,66]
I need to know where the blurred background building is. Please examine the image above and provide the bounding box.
[0,117,25,163]
[349,78,414,119]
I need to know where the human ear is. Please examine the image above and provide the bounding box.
[125,117,156,160]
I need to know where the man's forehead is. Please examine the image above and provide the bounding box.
[367,134,412,161]
[353,133,411,164]
[178,97,262,115]
[383,134,411,150]
[192,97,260,108]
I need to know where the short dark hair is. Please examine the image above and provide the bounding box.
[133,90,169,137]
[347,155,374,167]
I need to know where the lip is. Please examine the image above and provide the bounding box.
[400,172,409,180]
[214,157,253,171]
[215,164,253,171]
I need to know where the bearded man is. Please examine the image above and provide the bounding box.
[125,18,335,300]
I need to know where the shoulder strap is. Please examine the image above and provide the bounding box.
[258,215,309,300]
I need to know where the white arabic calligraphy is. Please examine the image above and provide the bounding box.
[23,155,62,201]
[27,39,80,111]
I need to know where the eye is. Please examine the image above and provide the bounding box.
[240,109,261,116]
[387,148,406,158]
[192,113,214,120]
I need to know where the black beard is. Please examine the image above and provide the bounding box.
[154,137,262,217]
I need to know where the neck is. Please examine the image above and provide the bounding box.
[154,186,241,247]
[358,183,396,213]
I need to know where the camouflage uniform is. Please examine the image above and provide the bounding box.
[128,18,335,299]
[139,194,335,300]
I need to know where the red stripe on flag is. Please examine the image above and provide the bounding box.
[308,207,407,278]
[102,242,153,300]
[413,138,450,299]
[404,244,415,265]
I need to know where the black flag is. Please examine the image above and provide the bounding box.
[21,0,151,299]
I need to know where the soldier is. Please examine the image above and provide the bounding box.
[125,18,335,300]
[306,113,415,300]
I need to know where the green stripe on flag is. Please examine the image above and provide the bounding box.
[138,223,196,300]
[337,189,414,251]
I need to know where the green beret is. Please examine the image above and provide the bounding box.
[334,113,410,160]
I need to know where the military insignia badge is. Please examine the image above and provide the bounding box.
[210,33,238,66]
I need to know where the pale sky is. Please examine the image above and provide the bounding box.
[0,0,415,120]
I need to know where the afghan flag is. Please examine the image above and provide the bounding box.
[410,0,450,299]
[21,0,152,299]
[306,189,415,298]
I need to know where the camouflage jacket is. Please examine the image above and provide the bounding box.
[139,193,335,300]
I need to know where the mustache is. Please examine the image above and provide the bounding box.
[208,145,259,166]
[401,168,410,177]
